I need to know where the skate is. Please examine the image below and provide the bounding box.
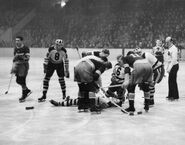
[19,89,32,103]
[38,95,46,102]
[90,105,102,114]
[125,107,135,112]
[144,99,150,112]
[149,99,154,107]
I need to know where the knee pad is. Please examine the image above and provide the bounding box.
[140,83,149,92]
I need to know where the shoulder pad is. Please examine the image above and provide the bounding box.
[61,47,67,53]
[48,46,55,52]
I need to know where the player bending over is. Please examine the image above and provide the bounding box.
[133,48,165,106]
[121,54,153,113]
[74,55,112,112]
[38,39,69,102]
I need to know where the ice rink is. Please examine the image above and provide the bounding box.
[0,53,185,145]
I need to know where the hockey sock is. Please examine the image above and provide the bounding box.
[59,77,66,96]
[43,77,50,92]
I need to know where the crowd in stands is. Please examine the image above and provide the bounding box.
[0,0,185,48]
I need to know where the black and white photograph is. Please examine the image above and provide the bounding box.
[0,0,185,144]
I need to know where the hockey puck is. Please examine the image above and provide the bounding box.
[137,111,142,115]
[129,112,134,116]
[25,106,34,110]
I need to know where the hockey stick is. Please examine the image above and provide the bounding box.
[100,88,143,115]
[5,74,14,94]
[99,88,128,114]
[101,84,122,89]
[75,47,81,59]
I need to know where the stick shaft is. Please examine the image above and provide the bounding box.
[75,47,81,59]
[101,84,122,89]
[5,74,13,93]
[99,89,128,114]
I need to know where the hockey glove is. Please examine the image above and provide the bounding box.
[105,61,112,70]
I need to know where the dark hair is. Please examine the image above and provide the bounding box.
[16,36,24,41]
[126,51,135,56]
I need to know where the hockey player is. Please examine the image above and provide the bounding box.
[74,55,112,112]
[133,48,164,106]
[121,55,153,113]
[152,39,165,63]
[81,49,110,61]
[11,36,31,102]
[105,54,126,106]
[82,49,110,88]
[38,39,69,102]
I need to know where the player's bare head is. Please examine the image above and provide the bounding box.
[55,39,64,49]
[156,39,162,46]
[100,49,110,58]
[165,37,174,47]
[15,36,24,47]
[133,47,142,56]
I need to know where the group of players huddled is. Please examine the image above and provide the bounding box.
[11,36,165,113]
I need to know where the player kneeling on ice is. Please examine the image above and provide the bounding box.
[104,54,126,106]
[120,54,153,113]
[11,36,31,102]
[38,39,69,102]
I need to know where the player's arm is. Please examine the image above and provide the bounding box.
[13,47,30,62]
[43,48,51,74]
[23,46,30,62]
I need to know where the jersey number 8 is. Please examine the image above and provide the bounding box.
[55,53,60,60]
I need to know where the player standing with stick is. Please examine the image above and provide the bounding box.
[11,36,31,102]
[38,39,69,102]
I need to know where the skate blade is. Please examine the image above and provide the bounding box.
[38,99,46,103]
[91,111,101,114]
[19,99,26,103]
[78,109,89,113]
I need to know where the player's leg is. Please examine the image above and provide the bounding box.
[140,82,150,111]
[50,98,78,106]
[38,63,54,102]
[125,84,136,112]
[117,86,126,104]
[77,83,90,111]
[16,63,31,102]
[149,82,155,106]
[56,63,66,99]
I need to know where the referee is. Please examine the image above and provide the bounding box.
[165,37,179,100]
